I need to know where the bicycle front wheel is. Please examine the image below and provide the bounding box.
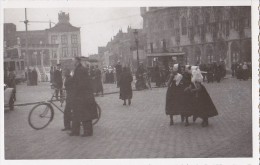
[28,103,54,130]
[92,103,101,125]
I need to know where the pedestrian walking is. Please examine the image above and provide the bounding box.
[236,63,243,80]
[242,62,249,80]
[214,63,222,83]
[70,57,98,137]
[165,64,193,126]
[32,68,38,86]
[28,68,33,86]
[206,64,214,83]
[135,63,147,90]
[188,69,218,127]
[8,69,16,101]
[61,69,73,131]
[119,67,133,106]
[95,66,104,96]
[115,61,122,87]
[53,64,63,100]
[50,66,54,84]
[154,65,161,87]
[231,62,237,77]
[145,69,152,89]
[90,66,97,93]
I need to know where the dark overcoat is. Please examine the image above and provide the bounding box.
[191,83,218,118]
[32,70,38,85]
[119,72,133,100]
[53,69,63,88]
[95,69,103,93]
[72,64,98,122]
[28,70,32,85]
[64,75,73,104]
[90,69,97,93]
[115,64,122,81]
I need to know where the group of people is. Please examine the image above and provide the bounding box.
[54,58,98,137]
[25,68,38,86]
[53,58,251,135]
[165,64,218,127]
[231,62,251,80]
[154,65,168,87]
[199,62,226,83]
[103,68,116,84]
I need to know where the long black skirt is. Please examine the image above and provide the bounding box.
[165,83,193,117]
[192,85,218,119]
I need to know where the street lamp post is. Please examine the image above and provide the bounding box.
[133,29,140,68]
[24,8,30,85]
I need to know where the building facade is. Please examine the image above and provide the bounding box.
[13,11,81,68]
[141,7,251,70]
[47,12,81,66]
[105,26,146,71]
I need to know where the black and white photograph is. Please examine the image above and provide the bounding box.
[1,0,259,165]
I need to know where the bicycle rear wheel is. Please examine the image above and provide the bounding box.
[92,103,101,125]
[28,103,54,130]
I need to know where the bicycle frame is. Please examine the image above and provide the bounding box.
[45,88,67,114]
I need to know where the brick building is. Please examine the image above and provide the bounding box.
[141,7,251,70]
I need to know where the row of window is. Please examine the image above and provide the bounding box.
[51,34,78,45]
[51,47,78,58]
[147,17,250,35]
[148,19,250,51]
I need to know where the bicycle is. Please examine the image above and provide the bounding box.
[28,88,101,130]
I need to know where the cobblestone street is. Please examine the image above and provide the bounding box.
[4,78,252,159]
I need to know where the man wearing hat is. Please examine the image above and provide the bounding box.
[53,63,63,100]
[70,57,98,137]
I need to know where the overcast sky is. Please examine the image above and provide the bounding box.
[4,8,143,55]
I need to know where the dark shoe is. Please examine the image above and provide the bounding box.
[170,121,174,126]
[123,102,126,105]
[61,128,71,131]
[69,132,80,136]
[128,100,131,105]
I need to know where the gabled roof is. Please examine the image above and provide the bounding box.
[47,23,80,32]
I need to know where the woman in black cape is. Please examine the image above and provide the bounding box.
[188,70,218,127]
[119,67,133,106]
[165,65,193,126]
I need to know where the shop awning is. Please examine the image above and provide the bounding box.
[146,52,185,57]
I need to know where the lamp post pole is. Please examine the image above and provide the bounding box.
[136,39,139,68]
[24,8,30,85]
[133,29,140,68]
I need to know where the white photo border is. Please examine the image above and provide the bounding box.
[0,0,258,165]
